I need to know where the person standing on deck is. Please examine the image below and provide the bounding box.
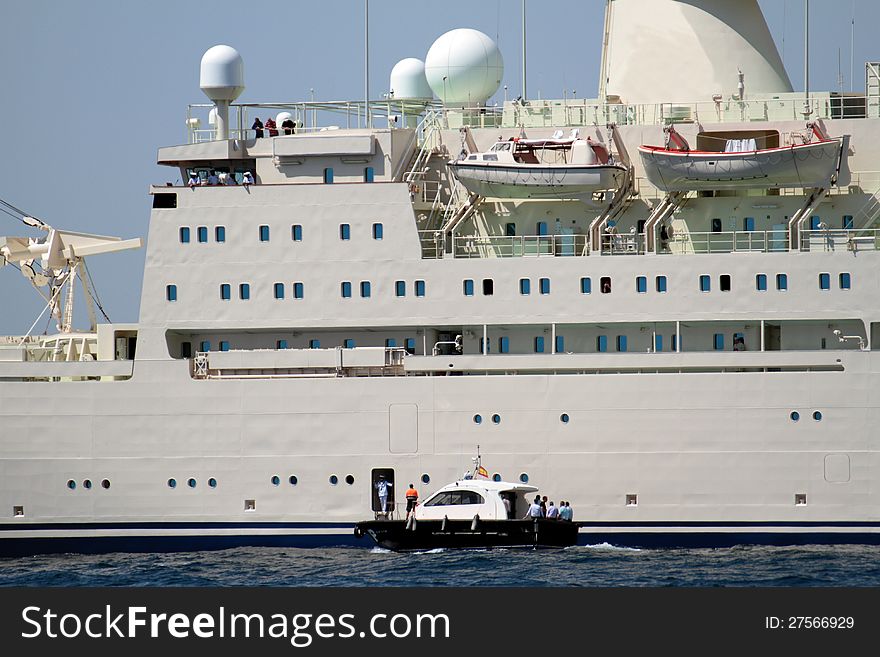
[375,475,392,517]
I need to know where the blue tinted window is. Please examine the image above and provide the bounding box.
[197,226,208,243]
[656,276,667,293]
[405,338,416,353]
[597,335,607,352]
[340,224,350,240]
[842,215,854,229]
[756,274,767,291]
[200,341,211,352]
[276,339,287,349]
[819,273,830,290]
[219,341,230,352]
[636,276,647,293]
[360,281,371,297]
[776,273,788,290]
[220,284,231,300]
[479,338,490,354]
[655,334,663,352]
[415,280,425,297]
[839,272,851,289]
[385,338,396,348]
[463,279,474,296]
[239,283,250,300]
[537,221,548,236]
[293,282,304,299]
[539,278,550,295]
[309,339,321,349]
[555,335,565,353]
[810,216,822,230]
[617,335,627,352]
[534,336,545,353]
[274,282,285,299]
[372,223,383,240]
[699,275,710,292]
[341,281,352,298]
[395,280,406,297]
[324,168,334,183]
[520,278,531,295]
[580,277,591,294]
[499,336,510,353]
[343,339,355,348]
[179,227,190,243]
[292,224,303,241]
[215,226,226,242]
[259,225,270,242]
[166,284,177,301]
[364,167,374,183]
[672,334,679,351]
[743,217,755,232]
[714,333,724,350]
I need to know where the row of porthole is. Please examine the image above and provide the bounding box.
[67,479,110,490]
[473,414,570,424]
[168,478,218,489]
[791,410,823,422]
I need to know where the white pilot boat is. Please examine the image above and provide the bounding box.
[638,124,845,192]
[448,130,628,200]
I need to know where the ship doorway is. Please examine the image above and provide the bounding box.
[764,324,781,351]
[371,468,396,518]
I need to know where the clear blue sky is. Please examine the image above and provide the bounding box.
[0,0,873,334]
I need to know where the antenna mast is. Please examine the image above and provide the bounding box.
[365,0,370,129]
[521,0,527,101]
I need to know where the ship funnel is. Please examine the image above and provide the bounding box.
[199,45,245,140]
[600,0,792,104]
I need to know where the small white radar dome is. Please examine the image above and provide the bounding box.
[276,111,294,125]
[200,45,245,102]
[425,29,503,106]
[390,58,433,100]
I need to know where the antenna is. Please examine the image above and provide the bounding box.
[850,0,855,93]
[803,0,811,117]
[365,0,370,129]
[521,0,527,101]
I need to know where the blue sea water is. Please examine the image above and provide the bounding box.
[2,544,879,587]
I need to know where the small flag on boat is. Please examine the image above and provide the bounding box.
[477,465,489,478]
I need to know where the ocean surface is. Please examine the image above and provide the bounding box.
[2,544,879,587]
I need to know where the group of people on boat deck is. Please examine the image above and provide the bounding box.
[525,495,573,521]
[251,117,296,138]
[188,171,254,188]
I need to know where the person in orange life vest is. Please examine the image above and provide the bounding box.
[405,484,419,520]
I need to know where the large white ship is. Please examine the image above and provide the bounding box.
[2,0,879,555]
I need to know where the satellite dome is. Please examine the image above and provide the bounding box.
[276,111,294,125]
[200,45,245,102]
[424,29,503,106]
[390,58,433,100]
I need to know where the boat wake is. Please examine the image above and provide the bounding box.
[577,542,642,552]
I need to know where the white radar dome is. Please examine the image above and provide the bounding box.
[424,29,503,106]
[276,111,294,125]
[200,45,245,102]
[389,58,433,100]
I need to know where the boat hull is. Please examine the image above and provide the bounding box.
[448,162,626,199]
[638,139,842,191]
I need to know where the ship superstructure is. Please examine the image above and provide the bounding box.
[1,0,879,554]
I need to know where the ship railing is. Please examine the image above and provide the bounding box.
[799,228,880,252]
[451,235,590,259]
[598,232,644,255]
[665,230,784,254]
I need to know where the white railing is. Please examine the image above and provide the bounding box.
[452,234,590,259]
[799,228,880,252]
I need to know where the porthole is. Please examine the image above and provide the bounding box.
[560,413,570,424]
[492,414,501,424]
[421,473,430,485]
[187,478,197,488]
[67,480,76,490]
[168,478,177,489]
[329,475,339,485]
[208,478,217,488]
[790,411,800,422]
[345,475,355,485]
[473,414,482,424]
[101,479,110,489]
[492,473,502,482]
[519,473,529,484]
[271,475,281,486]
[83,479,92,490]
[289,475,298,486]
[813,411,822,421]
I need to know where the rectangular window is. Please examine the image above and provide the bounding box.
[372,223,383,240]
[341,281,352,298]
[539,278,550,295]
[215,226,226,242]
[197,226,208,243]
[343,338,355,348]
[259,225,270,242]
[291,224,303,241]
[534,336,545,353]
[505,222,516,236]
[405,338,416,354]
[309,339,321,349]
[699,275,711,292]
[239,283,250,300]
[776,273,788,290]
[810,216,822,230]
[181,342,192,359]
[743,217,755,232]
[463,279,474,296]
[479,338,490,354]
[711,333,724,350]
[617,335,627,352]
[597,335,608,352]
[482,279,494,295]
[600,276,611,294]
[276,339,288,349]
[220,283,231,300]
[839,272,851,289]
[385,338,397,348]
[711,218,722,233]
[324,167,334,184]
[756,274,767,291]
[672,334,679,352]
[360,281,371,298]
[580,277,592,294]
[655,275,667,293]
[842,215,854,229]
[166,284,177,301]
[395,280,406,297]
[364,167,374,183]
[340,223,350,240]
[520,278,531,295]
[415,280,426,297]
[636,276,647,293]
[273,282,285,299]
[537,221,548,236]
[720,274,731,292]
[219,340,230,352]
[655,334,663,352]
[498,336,510,353]
[819,273,831,290]
[555,335,565,353]
[200,341,211,352]
[179,227,190,243]
[293,282,304,299]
